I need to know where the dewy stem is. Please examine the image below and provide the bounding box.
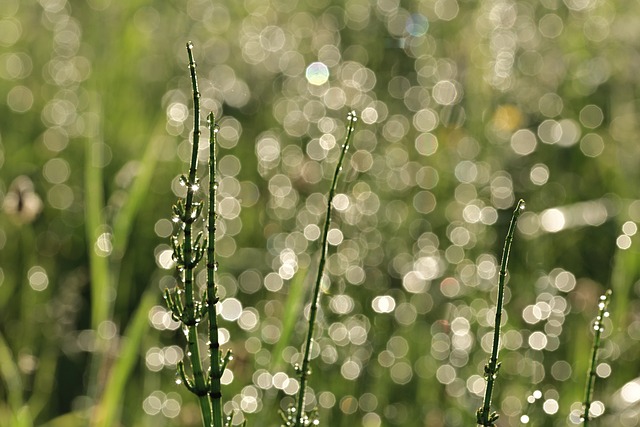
[294,112,357,427]
[207,112,224,427]
[477,199,525,426]
[183,41,212,427]
[582,289,612,426]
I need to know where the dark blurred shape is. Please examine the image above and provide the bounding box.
[3,175,42,224]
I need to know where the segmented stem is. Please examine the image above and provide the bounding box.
[182,41,212,426]
[477,199,525,426]
[207,112,224,427]
[582,289,612,426]
[294,111,357,427]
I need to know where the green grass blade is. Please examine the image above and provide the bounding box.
[0,332,27,423]
[272,266,308,372]
[111,124,167,260]
[84,99,111,334]
[93,289,157,427]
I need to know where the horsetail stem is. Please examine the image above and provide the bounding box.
[477,199,525,426]
[582,289,612,426]
[165,41,213,427]
[292,111,357,427]
[206,112,224,427]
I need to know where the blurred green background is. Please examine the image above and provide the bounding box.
[1,0,640,426]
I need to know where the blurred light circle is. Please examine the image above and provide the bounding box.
[435,364,456,384]
[580,133,604,157]
[305,62,329,85]
[340,359,361,380]
[530,164,549,186]
[539,14,564,38]
[542,399,559,415]
[432,80,459,105]
[434,0,459,21]
[510,129,537,155]
[622,221,637,236]
[390,361,413,384]
[538,119,562,144]
[616,235,631,250]
[220,298,242,321]
[406,13,428,36]
[579,104,604,128]
[621,381,640,404]
[7,85,33,112]
[528,331,548,350]
[540,208,565,233]
[372,295,396,313]
[43,158,71,184]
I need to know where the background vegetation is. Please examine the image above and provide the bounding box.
[1,0,640,426]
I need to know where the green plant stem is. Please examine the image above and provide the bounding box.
[582,289,612,426]
[477,199,525,426]
[0,332,28,425]
[182,41,212,426]
[294,111,357,427]
[206,112,224,427]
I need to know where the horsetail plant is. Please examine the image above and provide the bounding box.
[164,42,235,427]
[582,289,612,426]
[280,111,358,427]
[477,199,525,426]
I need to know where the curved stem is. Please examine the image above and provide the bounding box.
[294,112,357,427]
[478,199,525,426]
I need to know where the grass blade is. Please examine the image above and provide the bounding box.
[93,289,157,427]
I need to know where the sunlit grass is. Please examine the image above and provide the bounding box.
[1,1,640,427]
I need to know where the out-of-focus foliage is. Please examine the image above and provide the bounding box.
[1,0,640,426]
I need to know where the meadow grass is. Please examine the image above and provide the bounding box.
[2,3,640,426]
[162,43,626,427]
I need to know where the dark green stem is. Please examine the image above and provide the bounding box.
[477,199,525,426]
[294,111,357,427]
[182,41,212,426]
[206,112,224,427]
[582,289,612,426]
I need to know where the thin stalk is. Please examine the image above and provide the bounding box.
[293,111,357,427]
[184,41,212,426]
[582,289,612,426]
[166,41,212,426]
[206,112,224,427]
[477,199,525,426]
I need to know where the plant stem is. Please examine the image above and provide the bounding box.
[294,111,357,427]
[477,199,525,426]
[582,289,612,426]
[206,112,224,427]
[182,41,212,426]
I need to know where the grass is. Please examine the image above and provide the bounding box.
[2,2,640,427]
